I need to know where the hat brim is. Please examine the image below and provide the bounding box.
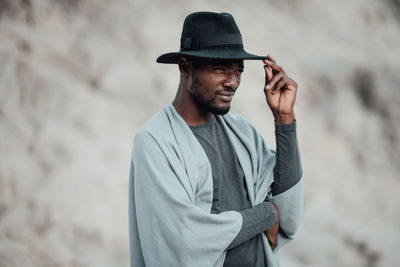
[156,46,267,64]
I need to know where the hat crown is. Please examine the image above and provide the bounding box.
[181,12,241,39]
[156,11,267,64]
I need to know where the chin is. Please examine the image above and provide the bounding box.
[209,105,230,115]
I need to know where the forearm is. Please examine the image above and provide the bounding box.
[227,201,276,249]
[271,120,302,196]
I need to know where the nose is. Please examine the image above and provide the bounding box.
[223,72,240,89]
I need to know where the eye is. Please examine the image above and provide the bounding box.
[214,66,225,71]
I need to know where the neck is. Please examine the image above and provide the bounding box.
[172,86,213,126]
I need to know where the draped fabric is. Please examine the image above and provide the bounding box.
[129,104,303,267]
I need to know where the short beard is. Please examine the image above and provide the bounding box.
[189,76,230,115]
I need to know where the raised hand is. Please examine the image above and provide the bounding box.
[263,55,298,124]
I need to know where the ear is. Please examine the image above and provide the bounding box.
[178,57,192,77]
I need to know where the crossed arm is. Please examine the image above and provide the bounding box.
[230,55,301,250]
[227,120,302,251]
[263,54,299,249]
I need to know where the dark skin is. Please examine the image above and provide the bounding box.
[173,55,298,250]
[173,57,244,125]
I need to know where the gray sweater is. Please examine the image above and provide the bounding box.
[190,117,301,267]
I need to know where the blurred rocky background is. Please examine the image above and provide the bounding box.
[0,0,399,266]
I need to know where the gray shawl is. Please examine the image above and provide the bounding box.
[129,104,303,267]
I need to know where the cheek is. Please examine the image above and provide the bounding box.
[203,74,225,89]
[195,75,220,93]
[191,76,209,98]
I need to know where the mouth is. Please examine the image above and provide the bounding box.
[216,91,235,102]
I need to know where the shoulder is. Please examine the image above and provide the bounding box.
[133,107,174,149]
[138,108,170,133]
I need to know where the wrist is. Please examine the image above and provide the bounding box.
[273,111,295,124]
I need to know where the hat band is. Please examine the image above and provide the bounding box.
[180,34,243,50]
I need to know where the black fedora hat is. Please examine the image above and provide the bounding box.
[156,12,267,64]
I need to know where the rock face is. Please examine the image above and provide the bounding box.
[0,0,399,266]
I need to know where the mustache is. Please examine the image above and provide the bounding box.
[218,87,236,93]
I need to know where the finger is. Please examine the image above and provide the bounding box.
[275,78,288,92]
[287,84,297,91]
[267,54,276,63]
[263,59,284,74]
[269,240,277,250]
[264,54,286,75]
[286,80,298,91]
[264,82,274,95]
[268,239,275,248]
[264,65,273,83]
[264,80,275,95]
[265,72,284,92]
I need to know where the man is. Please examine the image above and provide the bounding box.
[129,12,303,267]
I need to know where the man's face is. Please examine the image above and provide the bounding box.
[188,58,244,115]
